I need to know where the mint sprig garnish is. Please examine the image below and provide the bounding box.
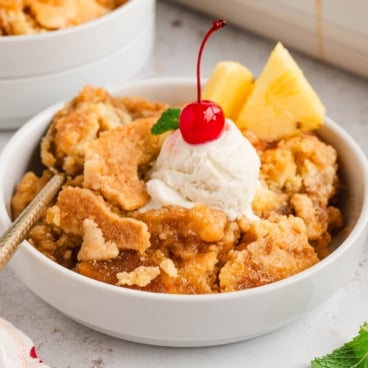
[151,108,180,135]
[311,322,368,368]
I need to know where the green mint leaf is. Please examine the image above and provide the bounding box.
[311,323,368,368]
[151,108,180,135]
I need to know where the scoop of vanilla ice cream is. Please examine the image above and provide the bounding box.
[145,119,261,220]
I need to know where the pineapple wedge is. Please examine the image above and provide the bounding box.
[236,42,326,141]
[202,61,254,121]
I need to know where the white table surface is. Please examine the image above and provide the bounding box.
[1,1,368,367]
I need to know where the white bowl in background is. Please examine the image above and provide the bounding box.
[0,16,155,130]
[0,79,367,347]
[0,0,155,78]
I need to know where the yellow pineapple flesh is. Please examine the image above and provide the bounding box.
[202,61,254,121]
[236,42,326,141]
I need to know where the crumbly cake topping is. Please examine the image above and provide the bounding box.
[84,117,168,211]
[77,219,119,262]
[219,215,319,292]
[116,266,161,287]
[46,186,151,254]
[159,258,178,278]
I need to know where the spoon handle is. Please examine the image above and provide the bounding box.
[0,174,65,271]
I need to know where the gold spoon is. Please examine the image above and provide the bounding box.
[0,173,65,271]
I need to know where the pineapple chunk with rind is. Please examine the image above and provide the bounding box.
[202,61,254,121]
[236,42,326,141]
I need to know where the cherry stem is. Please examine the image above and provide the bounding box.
[196,19,227,103]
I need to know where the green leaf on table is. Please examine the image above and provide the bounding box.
[311,322,368,368]
[151,108,180,135]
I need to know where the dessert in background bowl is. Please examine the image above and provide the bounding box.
[0,0,128,36]
[0,0,155,129]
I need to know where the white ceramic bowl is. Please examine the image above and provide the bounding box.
[0,0,155,78]
[0,0,155,129]
[0,79,367,347]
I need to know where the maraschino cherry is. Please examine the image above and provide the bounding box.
[179,19,227,144]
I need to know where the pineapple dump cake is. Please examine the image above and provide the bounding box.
[11,43,344,294]
[0,0,127,35]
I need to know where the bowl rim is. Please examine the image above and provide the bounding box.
[0,16,154,84]
[0,0,141,43]
[1,77,367,303]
